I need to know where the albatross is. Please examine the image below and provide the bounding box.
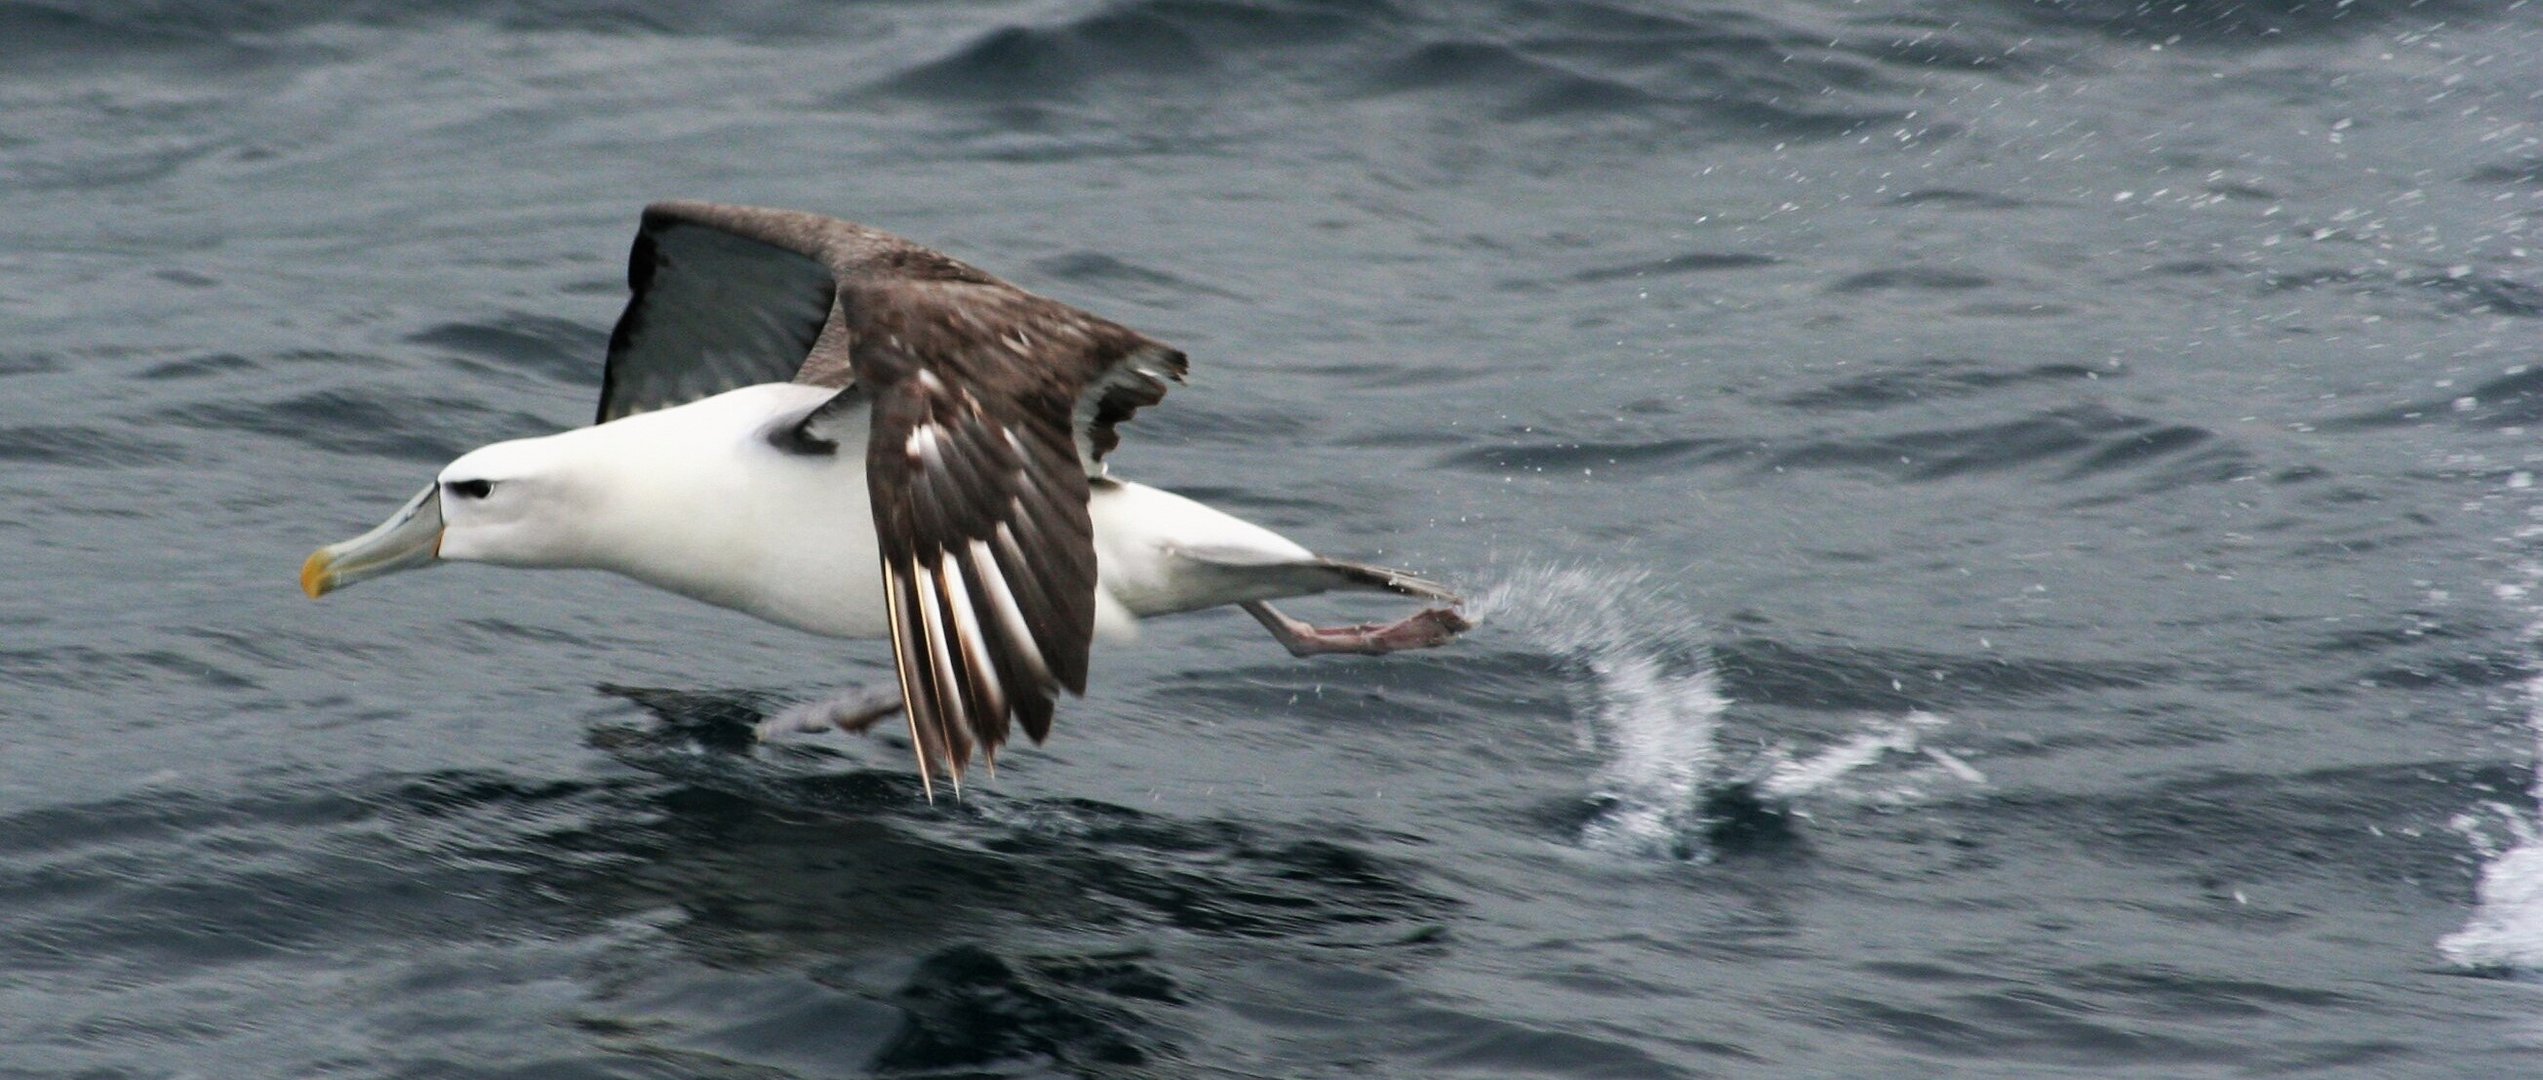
[300,201,1472,795]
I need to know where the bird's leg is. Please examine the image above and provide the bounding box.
[756,684,905,741]
[1241,601,1475,658]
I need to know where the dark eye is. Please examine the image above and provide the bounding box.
[445,478,494,500]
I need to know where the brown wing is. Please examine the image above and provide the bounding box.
[794,277,1184,796]
[597,201,1015,424]
[634,202,1189,793]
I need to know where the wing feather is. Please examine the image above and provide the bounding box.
[935,555,1011,752]
[882,562,952,799]
[936,557,1006,721]
[909,560,975,771]
[968,538,1052,691]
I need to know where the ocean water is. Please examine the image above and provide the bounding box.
[8,0,2543,1075]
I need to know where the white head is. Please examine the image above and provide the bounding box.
[299,384,857,630]
[430,435,605,568]
[299,429,614,597]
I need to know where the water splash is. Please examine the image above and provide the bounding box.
[1752,710,1985,805]
[2440,663,2543,972]
[2440,500,2543,974]
[1471,564,1726,857]
[1473,563,1986,858]
[2439,795,2543,974]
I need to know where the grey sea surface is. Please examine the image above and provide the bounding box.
[8,0,2543,1075]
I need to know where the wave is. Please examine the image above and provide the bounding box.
[0,0,866,54]
[0,756,1464,1074]
[0,424,186,467]
[405,312,605,389]
[1766,406,2240,486]
[1442,401,2252,497]
[854,0,1931,150]
[1777,358,2100,412]
[1993,0,2498,43]
[2333,363,2543,433]
[157,385,558,463]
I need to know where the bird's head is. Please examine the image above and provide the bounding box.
[299,434,599,598]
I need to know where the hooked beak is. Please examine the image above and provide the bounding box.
[300,484,444,598]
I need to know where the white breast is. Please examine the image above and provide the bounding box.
[496,382,1328,643]
[575,384,890,638]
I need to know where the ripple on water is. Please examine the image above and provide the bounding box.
[855,0,1924,157]
[157,387,554,463]
[405,312,605,388]
[1438,399,2252,498]
[0,425,187,467]
[1776,357,2102,412]
[0,757,1471,1075]
[1764,406,2243,486]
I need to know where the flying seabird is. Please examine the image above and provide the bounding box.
[301,201,1473,795]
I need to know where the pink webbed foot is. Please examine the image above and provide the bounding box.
[1242,601,1475,658]
[756,684,905,741]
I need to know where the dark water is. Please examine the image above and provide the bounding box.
[9,0,2543,1075]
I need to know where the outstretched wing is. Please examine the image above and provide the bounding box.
[795,277,1185,795]
[610,201,1188,794]
[594,207,843,424]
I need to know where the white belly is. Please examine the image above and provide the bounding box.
[564,384,1325,641]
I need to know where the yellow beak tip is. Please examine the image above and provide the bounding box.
[299,552,335,600]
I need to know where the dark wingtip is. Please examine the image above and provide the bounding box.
[1053,645,1091,699]
[1017,694,1055,744]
